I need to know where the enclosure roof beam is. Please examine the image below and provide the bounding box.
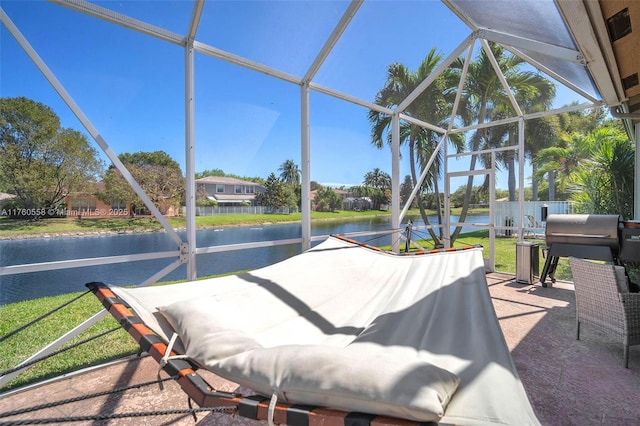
[49,0,184,46]
[309,82,394,115]
[187,0,204,41]
[194,41,302,85]
[478,28,584,64]
[504,46,600,104]
[396,32,474,114]
[479,38,523,117]
[303,0,362,83]
[398,113,447,134]
[448,101,598,134]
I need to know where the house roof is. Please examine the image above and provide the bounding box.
[196,176,262,186]
[0,192,16,202]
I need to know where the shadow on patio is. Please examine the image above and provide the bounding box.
[488,273,640,425]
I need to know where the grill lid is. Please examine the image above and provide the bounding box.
[545,214,622,251]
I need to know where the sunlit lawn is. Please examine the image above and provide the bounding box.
[0,209,394,238]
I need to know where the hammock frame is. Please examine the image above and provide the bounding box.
[87,281,438,426]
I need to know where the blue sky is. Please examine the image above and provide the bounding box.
[1,0,587,189]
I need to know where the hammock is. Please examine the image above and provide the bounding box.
[88,235,540,425]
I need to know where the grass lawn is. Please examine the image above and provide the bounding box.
[0,209,394,239]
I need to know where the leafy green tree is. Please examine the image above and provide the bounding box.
[525,114,560,200]
[400,175,415,208]
[0,97,103,218]
[195,168,226,179]
[101,150,184,214]
[196,185,217,207]
[534,106,607,199]
[569,123,635,218]
[255,173,288,211]
[314,186,342,212]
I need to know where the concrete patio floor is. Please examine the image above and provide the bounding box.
[1,273,639,425]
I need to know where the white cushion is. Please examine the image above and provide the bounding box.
[212,344,460,422]
[158,295,460,421]
[157,297,262,366]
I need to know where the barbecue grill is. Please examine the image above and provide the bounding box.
[540,214,622,286]
[619,221,640,266]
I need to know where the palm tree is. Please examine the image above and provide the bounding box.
[450,42,554,242]
[369,49,464,245]
[534,131,591,200]
[535,106,607,199]
[538,122,634,217]
[278,159,300,185]
[363,168,391,189]
[524,115,560,201]
[572,126,634,218]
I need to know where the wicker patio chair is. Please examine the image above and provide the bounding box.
[569,257,640,368]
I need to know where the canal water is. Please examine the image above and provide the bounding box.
[0,215,488,305]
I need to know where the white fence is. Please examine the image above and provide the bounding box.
[183,206,299,216]
[494,201,578,236]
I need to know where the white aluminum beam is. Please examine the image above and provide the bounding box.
[478,28,584,64]
[139,258,183,287]
[195,237,304,255]
[309,82,393,115]
[187,0,204,40]
[184,41,197,280]
[397,32,475,113]
[301,83,312,251]
[448,101,598,134]
[399,133,447,224]
[448,168,493,178]
[184,0,201,280]
[479,38,523,117]
[518,117,525,241]
[488,154,496,271]
[48,0,184,46]
[303,0,362,83]
[448,144,517,159]
[449,42,475,131]
[194,41,302,85]
[0,250,180,276]
[398,113,447,134]
[391,113,400,253]
[0,9,184,247]
[504,46,600,104]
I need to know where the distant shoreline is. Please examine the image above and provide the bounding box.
[0,215,384,241]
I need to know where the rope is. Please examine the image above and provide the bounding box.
[157,333,190,390]
[0,327,120,377]
[267,392,278,426]
[0,406,237,425]
[0,377,175,418]
[0,291,91,344]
